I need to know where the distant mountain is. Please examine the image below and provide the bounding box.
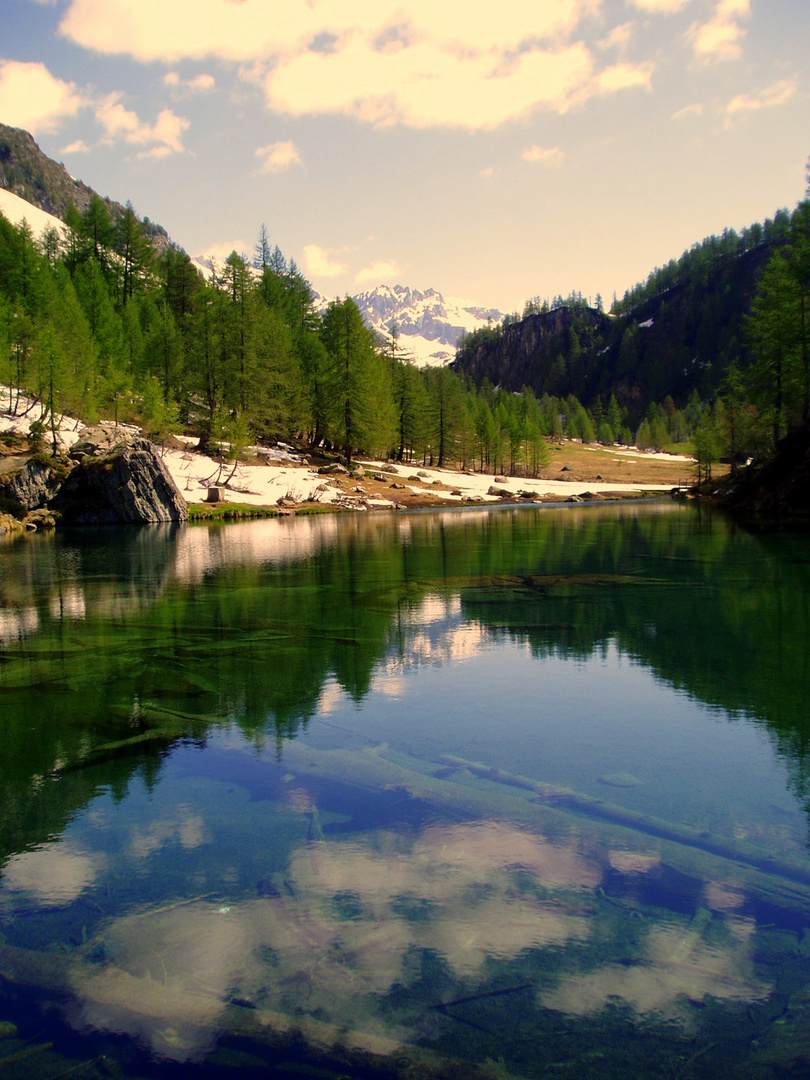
[348,284,504,367]
[0,123,169,252]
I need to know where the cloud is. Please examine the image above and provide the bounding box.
[264,40,596,130]
[58,0,599,62]
[522,144,565,167]
[164,71,216,96]
[0,59,86,134]
[725,78,797,124]
[479,166,495,179]
[593,61,653,94]
[672,102,704,120]
[689,0,750,62]
[598,23,634,52]
[55,0,655,131]
[3,842,102,906]
[60,138,92,153]
[303,244,349,277]
[628,0,690,10]
[355,258,406,283]
[254,139,302,174]
[200,239,250,264]
[95,94,189,155]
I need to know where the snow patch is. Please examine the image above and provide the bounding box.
[0,189,68,240]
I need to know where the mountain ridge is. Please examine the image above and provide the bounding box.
[336,283,505,367]
[0,122,169,252]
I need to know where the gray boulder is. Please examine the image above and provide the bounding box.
[50,438,188,525]
[0,457,68,510]
[68,423,137,460]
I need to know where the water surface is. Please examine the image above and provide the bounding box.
[1,502,809,1079]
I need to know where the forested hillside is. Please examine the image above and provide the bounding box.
[454,213,793,417]
[0,168,561,476]
[0,122,168,251]
[0,123,808,483]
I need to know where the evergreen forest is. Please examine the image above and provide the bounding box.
[1,156,809,479]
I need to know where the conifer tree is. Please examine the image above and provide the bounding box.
[116,202,154,304]
[320,297,390,461]
[746,249,801,447]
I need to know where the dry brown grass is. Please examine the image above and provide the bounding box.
[535,442,702,487]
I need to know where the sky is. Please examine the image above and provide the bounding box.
[1,0,808,312]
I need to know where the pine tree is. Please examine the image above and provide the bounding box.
[320,297,382,461]
[746,249,801,447]
[116,202,154,304]
[253,223,271,272]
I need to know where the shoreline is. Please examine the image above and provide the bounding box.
[1,388,695,527]
[162,442,689,518]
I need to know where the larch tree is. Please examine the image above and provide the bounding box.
[320,297,385,461]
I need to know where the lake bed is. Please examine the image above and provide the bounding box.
[1,502,809,1079]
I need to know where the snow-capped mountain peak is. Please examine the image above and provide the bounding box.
[352,284,503,367]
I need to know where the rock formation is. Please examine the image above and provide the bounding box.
[0,457,69,510]
[50,436,188,525]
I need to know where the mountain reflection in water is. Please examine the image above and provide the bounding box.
[0,502,809,1080]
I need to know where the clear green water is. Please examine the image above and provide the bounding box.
[1,502,810,1079]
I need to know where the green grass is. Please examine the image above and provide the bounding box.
[187,501,342,521]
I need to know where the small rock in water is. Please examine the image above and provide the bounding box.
[599,771,643,788]
[0,1021,17,1039]
[257,879,281,898]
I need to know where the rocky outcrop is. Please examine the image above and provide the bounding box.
[68,423,139,460]
[0,123,170,253]
[719,423,810,520]
[0,456,69,509]
[50,438,188,525]
[0,512,24,536]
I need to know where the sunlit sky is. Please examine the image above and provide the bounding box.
[1,0,807,310]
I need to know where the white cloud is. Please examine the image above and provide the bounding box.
[304,244,349,278]
[254,139,302,174]
[60,138,91,153]
[689,0,750,62]
[672,102,704,120]
[3,842,102,906]
[0,59,86,133]
[355,258,406,283]
[628,0,690,10]
[164,71,216,95]
[264,39,596,130]
[598,23,634,53]
[593,60,653,94]
[58,0,600,62]
[479,166,495,179]
[55,0,655,132]
[200,240,250,264]
[725,78,797,123]
[522,144,565,167]
[95,94,189,155]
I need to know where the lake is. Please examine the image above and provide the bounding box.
[1,501,809,1079]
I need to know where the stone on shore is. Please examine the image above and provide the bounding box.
[0,456,68,510]
[50,437,188,525]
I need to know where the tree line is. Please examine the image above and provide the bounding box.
[2,179,807,479]
[456,177,810,475]
[0,197,643,476]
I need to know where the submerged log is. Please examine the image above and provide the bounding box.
[440,755,810,894]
